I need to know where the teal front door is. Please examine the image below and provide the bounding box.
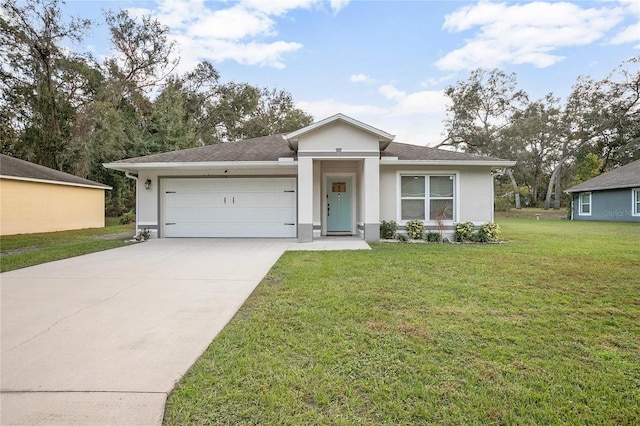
[327,177,352,233]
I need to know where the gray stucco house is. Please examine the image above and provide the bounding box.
[565,159,640,222]
[104,114,515,241]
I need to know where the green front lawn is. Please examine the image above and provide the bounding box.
[164,219,640,425]
[0,222,135,272]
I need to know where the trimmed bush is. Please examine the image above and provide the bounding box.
[453,222,475,242]
[380,220,398,239]
[405,220,425,240]
[477,222,501,242]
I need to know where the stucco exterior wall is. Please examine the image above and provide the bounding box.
[0,178,106,236]
[296,121,380,152]
[571,189,640,222]
[379,165,495,225]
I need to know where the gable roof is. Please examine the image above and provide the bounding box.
[1,154,111,189]
[110,134,293,165]
[382,142,512,164]
[104,134,515,171]
[565,159,640,193]
[285,113,395,151]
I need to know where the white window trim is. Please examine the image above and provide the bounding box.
[578,192,592,216]
[632,188,640,217]
[396,171,460,224]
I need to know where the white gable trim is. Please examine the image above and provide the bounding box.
[285,113,395,150]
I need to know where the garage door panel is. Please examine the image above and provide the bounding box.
[162,178,296,238]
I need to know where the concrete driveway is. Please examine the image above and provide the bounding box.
[1,239,297,425]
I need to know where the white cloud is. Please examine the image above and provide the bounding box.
[187,6,275,40]
[379,85,448,115]
[350,73,374,83]
[299,84,449,146]
[329,0,350,13]
[125,0,349,71]
[421,74,454,88]
[241,0,318,16]
[611,22,640,46]
[437,1,625,71]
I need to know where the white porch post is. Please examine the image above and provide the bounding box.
[363,157,380,241]
[298,157,314,242]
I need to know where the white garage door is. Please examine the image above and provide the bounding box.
[162,177,296,238]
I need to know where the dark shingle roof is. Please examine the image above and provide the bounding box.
[109,135,513,165]
[565,159,640,193]
[383,142,510,162]
[113,134,294,164]
[0,154,110,189]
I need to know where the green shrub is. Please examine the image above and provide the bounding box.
[405,220,425,240]
[380,220,398,239]
[425,231,442,242]
[477,222,501,242]
[120,210,136,225]
[453,222,475,242]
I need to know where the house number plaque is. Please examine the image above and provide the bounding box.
[332,182,346,193]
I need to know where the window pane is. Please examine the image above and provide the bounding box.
[402,200,425,220]
[401,176,425,197]
[430,199,453,220]
[580,193,591,214]
[430,176,453,197]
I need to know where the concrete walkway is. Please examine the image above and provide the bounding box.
[0,238,369,425]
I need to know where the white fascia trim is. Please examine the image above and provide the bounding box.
[285,113,395,143]
[0,174,112,190]
[380,159,517,167]
[103,161,296,172]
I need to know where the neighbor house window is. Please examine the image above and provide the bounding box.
[401,175,455,221]
[633,188,640,216]
[579,192,591,216]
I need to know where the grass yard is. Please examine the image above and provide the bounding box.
[164,219,640,425]
[0,221,135,272]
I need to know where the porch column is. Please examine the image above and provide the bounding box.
[363,157,380,241]
[298,157,314,242]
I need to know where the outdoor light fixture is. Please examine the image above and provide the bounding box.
[144,179,151,190]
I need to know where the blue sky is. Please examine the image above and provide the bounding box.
[61,0,639,146]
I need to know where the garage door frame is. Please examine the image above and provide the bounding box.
[158,175,298,238]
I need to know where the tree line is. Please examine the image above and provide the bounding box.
[439,60,639,210]
[2,0,638,215]
[1,0,312,215]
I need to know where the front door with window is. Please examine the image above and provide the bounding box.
[327,177,352,233]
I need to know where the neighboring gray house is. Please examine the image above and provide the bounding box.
[565,159,640,222]
[104,114,516,242]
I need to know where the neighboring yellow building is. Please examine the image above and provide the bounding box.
[0,154,111,236]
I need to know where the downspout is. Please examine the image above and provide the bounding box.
[491,170,495,223]
[125,171,139,233]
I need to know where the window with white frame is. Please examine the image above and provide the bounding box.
[401,175,455,221]
[633,188,640,216]
[578,192,591,215]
